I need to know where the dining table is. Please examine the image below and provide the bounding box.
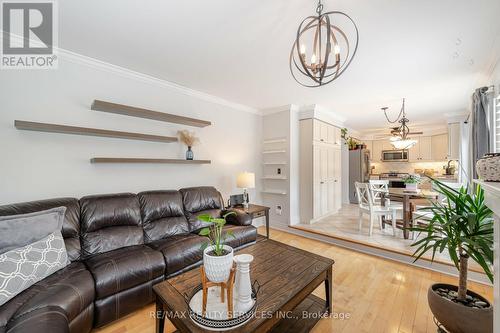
[380,188,439,239]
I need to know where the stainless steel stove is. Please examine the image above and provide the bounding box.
[379,172,408,188]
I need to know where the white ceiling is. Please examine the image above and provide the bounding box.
[59,0,500,132]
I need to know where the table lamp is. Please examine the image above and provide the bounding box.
[236,172,255,209]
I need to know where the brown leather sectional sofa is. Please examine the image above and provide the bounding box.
[0,186,257,333]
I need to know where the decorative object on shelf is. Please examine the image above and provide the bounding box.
[178,130,199,160]
[402,174,420,191]
[289,0,359,87]
[198,212,236,283]
[200,265,235,318]
[382,99,423,149]
[410,180,494,333]
[476,153,500,182]
[233,254,255,315]
[236,172,255,209]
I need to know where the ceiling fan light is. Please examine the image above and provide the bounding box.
[391,139,417,150]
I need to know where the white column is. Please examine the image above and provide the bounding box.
[475,181,500,333]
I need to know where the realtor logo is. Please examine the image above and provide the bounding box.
[1,0,58,69]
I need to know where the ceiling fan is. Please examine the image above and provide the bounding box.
[382,99,421,149]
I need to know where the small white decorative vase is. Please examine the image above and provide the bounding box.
[233,254,254,314]
[203,245,233,283]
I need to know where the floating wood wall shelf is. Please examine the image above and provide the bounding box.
[91,100,211,128]
[91,158,211,164]
[14,120,177,143]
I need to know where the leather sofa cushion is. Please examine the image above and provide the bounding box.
[180,187,224,231]
[222,225,258,249]
[80,193,143,257]
[148,234,206,277]
[138,190,189,242]
[0,262,94,332]
[0,198,81,262]
[84,245,165,300]
[5,307,70,333]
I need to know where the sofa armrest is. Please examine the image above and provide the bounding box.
[222,209,252,226]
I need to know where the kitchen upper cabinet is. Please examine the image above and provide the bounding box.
[432,134,448,161]
[448,123,460,160]
[410,136,432,161]
[419,136,432,160]
[372,140,384,161]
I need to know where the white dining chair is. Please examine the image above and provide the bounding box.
[368,179,403,209]
[355,182,398,236]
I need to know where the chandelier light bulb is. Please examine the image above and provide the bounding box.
[311,53,317,64]
[300,44,306,55]
[334,44,340,55]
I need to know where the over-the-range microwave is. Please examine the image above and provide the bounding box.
[381,150,408,162]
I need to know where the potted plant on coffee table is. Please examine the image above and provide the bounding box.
[198,212,236,283]
[410,179,494,333]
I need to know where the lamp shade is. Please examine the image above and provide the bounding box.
[236,172,255,189]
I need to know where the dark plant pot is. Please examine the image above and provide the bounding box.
[428,283,492,333]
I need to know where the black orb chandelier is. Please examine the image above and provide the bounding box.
[289,0,359,87]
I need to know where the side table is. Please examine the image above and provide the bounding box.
[229,204,270,239]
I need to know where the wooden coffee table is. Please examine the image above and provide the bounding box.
[153,239,334,333]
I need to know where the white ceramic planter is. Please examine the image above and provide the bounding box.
[405,183,418,191]
[203,245,234,283]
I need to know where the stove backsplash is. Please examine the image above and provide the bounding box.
[370,161,450,176]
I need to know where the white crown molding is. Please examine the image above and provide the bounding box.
[298,104,346,127]
[260,104,295,116]
[57,48,261,115]
[1,31,261,115]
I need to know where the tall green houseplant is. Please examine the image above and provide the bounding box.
[411,180,494,301]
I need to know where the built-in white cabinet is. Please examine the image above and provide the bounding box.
[300,119,342,224]
[409,136,432,161]
[313,120,341,146]
[431,133,448,161]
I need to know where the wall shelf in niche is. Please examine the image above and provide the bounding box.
[14,120,177,143]
[91,100,211,128]
[262,176,287,180]
[261,189,287,195]
[90,158,211,164]
[262,150,286,154]
[263,162,287,165]
[263,138,287,144]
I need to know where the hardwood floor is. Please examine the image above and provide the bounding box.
[93,227,492,333]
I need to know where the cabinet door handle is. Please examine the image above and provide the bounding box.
[320,181,324,184]
[320,139,324,142]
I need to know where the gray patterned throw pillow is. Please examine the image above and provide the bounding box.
[0,231,68,306]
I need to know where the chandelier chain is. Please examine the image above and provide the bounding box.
[316,0,323,15]
[383,98,405,124]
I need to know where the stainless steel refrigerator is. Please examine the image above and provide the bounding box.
[349,149,371,204]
